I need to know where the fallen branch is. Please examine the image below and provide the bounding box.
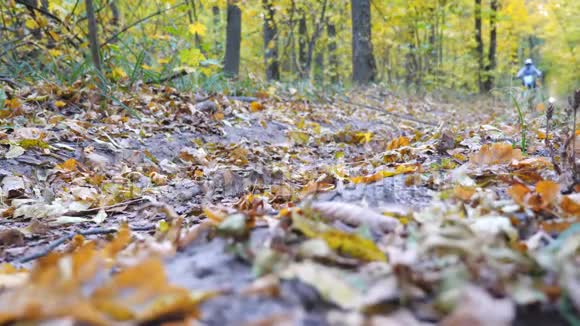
[335,98,438,127]
[146,70,189,84]
[0,76,23,88]
[18,224,156,264]
[228,96,259,103]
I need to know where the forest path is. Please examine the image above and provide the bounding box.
[1,85,574,325]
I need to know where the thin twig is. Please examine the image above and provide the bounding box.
[335,98,438,126]
[546,102,561,174]
[14,0,82,46]
[100,2,187,47]
[63,197,147,217]
[571,89,579,185]
[229,96,259,103]
[18,225,156,264]
[14,0,65,25]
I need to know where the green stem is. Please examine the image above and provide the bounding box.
[511,93,527,153]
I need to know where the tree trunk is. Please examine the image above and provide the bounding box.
[212,6,220,55]
[314,52,324,83]
[224,2,242,77]
[110,1,120,27]
[474,0,484,92]
[298,10,308,79]
[405,41,417,89]
[327,21,338,83]
[439,5,445,67]
[483,0,498,92]
[85,0,102,73]
[263,0,280,80]
[427,6,436,75]
[385,46,392,84]
[29,0,42,39]
[304,0,328,79]
[405,25,417,89]
[108,0,120,45]
[350,0,376,84]
[187,0,202,49]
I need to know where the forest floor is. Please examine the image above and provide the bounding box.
[0,81,578,325]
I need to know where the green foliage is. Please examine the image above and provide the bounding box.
[510,93,528,152]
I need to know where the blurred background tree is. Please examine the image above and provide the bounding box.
[0,0,577,95]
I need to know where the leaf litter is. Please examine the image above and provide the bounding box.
[0,81,578,325]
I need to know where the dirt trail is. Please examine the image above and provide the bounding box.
[3,86,574,325]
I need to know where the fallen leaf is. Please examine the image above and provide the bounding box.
[0,228,25,246]
[4,145,25,159]
[280,261,363,309]
[470,143,522,166]
[561,194,580,215]
[93,209,107,224]
[535,180,560,208]
[453,185,476,201]
[249,101,264,112]
[51,216,90,224]
[311,201,401,233]
[442,284,515,326]
[292,214,386,262]
[387,136,410,150]
[1,175,25,198]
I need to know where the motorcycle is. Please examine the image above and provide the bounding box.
[523,75,536,89]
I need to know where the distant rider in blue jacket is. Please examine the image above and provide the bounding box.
[516,58,542,89]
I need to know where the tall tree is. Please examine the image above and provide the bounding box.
[85,0,101,73]
[187,0,202,49]
[350,0,376,84]
[305,0,328,79]
[110,1,120,27]
[298,9,308,79]
[314,52,324,83]
[327,21,339,83]
[263,0,280,80]
[212,6,221,56]
[109,0,120,45]
[474,0,484,92]
[483,0,498,92]
[224,1,241,77]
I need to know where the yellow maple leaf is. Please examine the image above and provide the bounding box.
[356,131,373,144]
[48,30,60,41]
[111,67,127,79]
[386,136,410,150]
[57,158,77,171]
[4,98,21,109]
[179,48,205,67]
[48,49,62,57]
[24,18,38,30]
[199,66,214,76]
[188,22,207,36]
[249,102,264,112]
[292,214,386,262]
